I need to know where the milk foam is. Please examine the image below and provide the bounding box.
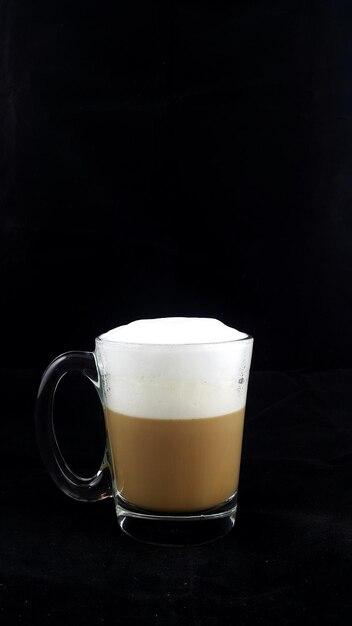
[95,318,253,419]
[100,317,247,344]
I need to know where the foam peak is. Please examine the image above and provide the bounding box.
[99,317,247,344]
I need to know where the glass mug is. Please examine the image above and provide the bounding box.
[36,319,253,545]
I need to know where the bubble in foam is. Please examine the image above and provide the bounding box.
[96,318,253,419]
[99,317,248,345]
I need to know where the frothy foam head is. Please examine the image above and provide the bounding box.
[99,317,247,344]
[96,318,253,418]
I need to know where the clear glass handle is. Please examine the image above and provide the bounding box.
[35,351,112,501]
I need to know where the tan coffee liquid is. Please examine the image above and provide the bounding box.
[104,408,245,513]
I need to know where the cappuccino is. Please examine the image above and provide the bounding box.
[95,318,252,514]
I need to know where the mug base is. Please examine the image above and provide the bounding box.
[115,495,237,546]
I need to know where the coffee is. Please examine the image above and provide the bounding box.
[95,318,253,514]
[105,408,245,513]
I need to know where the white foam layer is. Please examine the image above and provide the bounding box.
[96,318,253,418]
[100,317,247,344]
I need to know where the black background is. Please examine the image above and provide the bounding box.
[1,1,351,625]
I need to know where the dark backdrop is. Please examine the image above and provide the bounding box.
[1,0,352,372]
[1,3,352,626]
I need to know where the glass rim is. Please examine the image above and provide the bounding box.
[95,333,254,348]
